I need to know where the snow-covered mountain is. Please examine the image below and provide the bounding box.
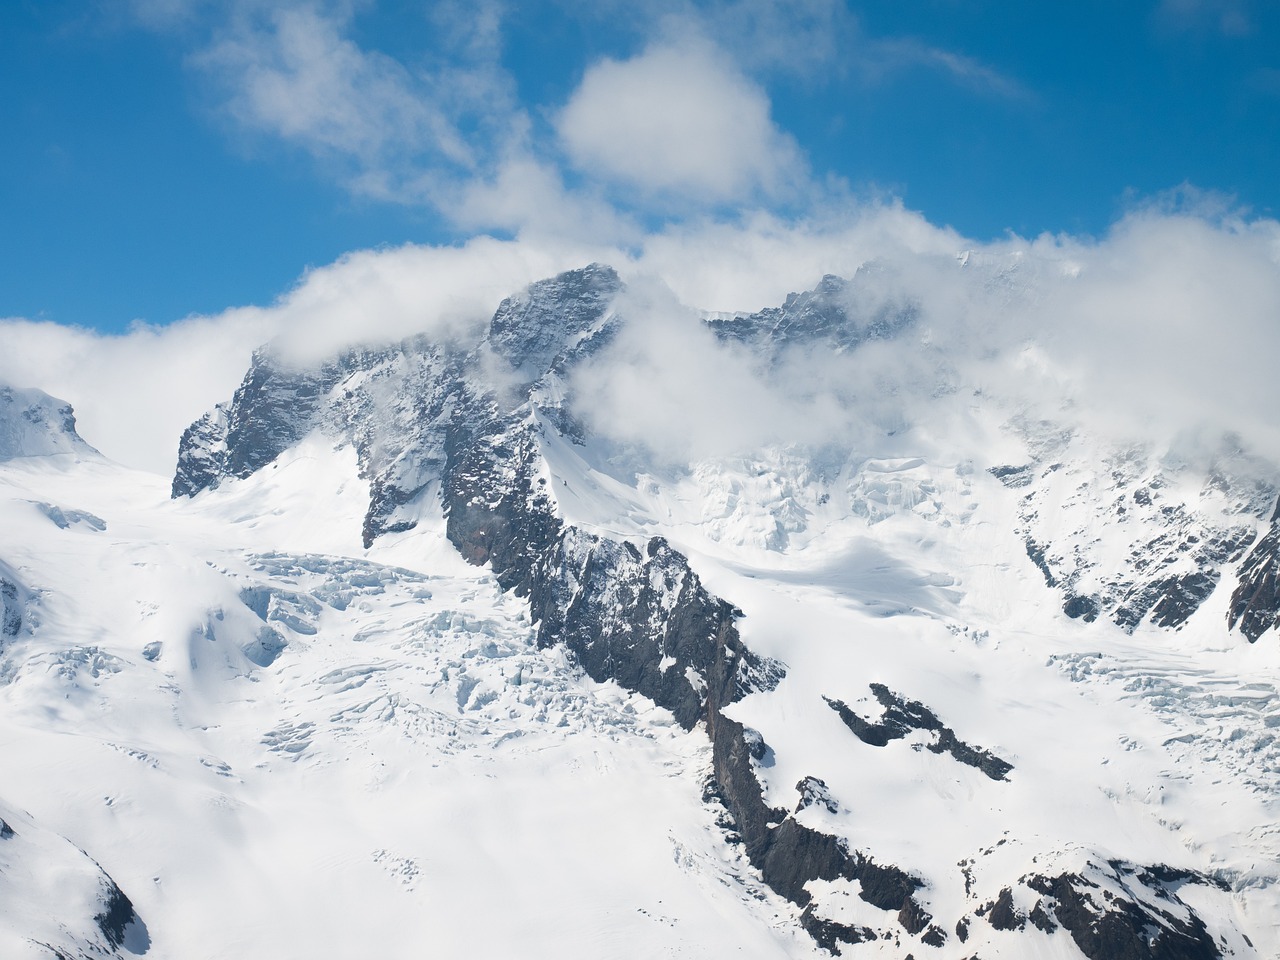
[0,386,99,462]
[1,264,1278,959]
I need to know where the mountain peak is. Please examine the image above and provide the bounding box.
[0,385,98,461]
[485,263,622,381]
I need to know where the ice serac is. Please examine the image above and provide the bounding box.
[0,385,98,461]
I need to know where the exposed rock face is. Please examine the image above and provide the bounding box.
[955,860,1228,960]
[825,684,1014,781]
[94,879,139,950]
[993,436,1276,635]
[795,776,839,814]
[173,265,621,549]
[0,801,144,958]
[1,578,21,639]
[1228,500,1280,641]
[1022,864,1225,960]
[486,261,622,384]
[171,405,230,498]
[707,265,917,357]
[0,561,27,642]
[530,533,767,730]
[705,702,934,951]
[171,348,383,500]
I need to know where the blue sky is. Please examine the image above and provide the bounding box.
[2,0,1278,333]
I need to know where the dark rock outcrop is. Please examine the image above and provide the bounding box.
[825,684,1013,781]
[799,906,877,953]
[93,878,138,949]
[1023,866,1223,960]
[795,776,839,814]
[1,575,22,639]
[978,887,1024,931]
[708,265,917,358]
[1228,500,1280,641]
[1007,440,1275,635]
[953,861,1229,960]
[172,351,353,498]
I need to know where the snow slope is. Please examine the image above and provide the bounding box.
[0,439,816,959]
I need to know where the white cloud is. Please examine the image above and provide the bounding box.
[584,0,857,76]
[265,236,589,365]
[556,40,806,204]
[634,203,962,313]
[568,280,824,463]
[446,152,640,246]
[125,1,1027,242]
[560,202,1280,468]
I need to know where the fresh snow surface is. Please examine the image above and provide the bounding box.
[539,403,1280,956]
[0,437,817,959]
[2,389,1279,956]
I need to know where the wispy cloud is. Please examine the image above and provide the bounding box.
[0,234,593,471]
[1156,0,1256,36]
[120,0,1028,240]
[867,38,1034,102]
[7,194,1280,478]
[130,1,648,242]
[188,3,508,204]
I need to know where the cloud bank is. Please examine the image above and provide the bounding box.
[5,198,1278,479]
[569,202,1280,469]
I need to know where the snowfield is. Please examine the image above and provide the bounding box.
[0,443,820,958]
